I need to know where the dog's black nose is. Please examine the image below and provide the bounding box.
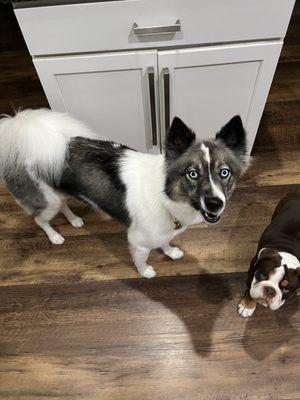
[204,197,223,213]
[264,286,276,298]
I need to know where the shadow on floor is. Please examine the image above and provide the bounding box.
[100,231,231,357]
[101,229,299,361]
[125,266,232,358]
[241,295,299,361]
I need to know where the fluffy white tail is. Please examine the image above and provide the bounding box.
[0,108,97,181]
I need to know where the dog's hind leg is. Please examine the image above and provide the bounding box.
[35,213,65,244]
[60,201,84,228]
[5,170,65,244]
[34,185,65,244]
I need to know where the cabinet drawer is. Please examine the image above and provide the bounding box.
[15,0,295,56]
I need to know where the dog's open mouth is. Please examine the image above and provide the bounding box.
[192,202,222,224]
[202,211,221,224]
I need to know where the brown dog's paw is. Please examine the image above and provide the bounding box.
[237,296,257,318]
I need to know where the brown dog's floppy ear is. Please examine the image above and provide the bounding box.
[254,248,281,267]
[246,249,282,289]
[250,248,282,284]
[282,266,300,292]
[294,267,300,289]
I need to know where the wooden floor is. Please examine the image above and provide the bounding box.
[0,3,300,400]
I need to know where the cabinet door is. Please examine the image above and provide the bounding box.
[34,51,159,153]
[158,42,282,151]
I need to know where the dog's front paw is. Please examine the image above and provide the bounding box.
[70,217,84,228]
[49,232,65,245]
[237,301,256,318]
[138,265,157,279]
[163,246,184,260]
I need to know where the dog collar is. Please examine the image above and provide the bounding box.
[174,219,183,230]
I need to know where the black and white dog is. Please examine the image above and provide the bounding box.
[0,109,250,278]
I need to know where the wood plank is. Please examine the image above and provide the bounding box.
[0,274,299,400]
[279,1,300,63]
[0,5,48,115]
[266,61,300,103]
[253,100,300,147]
[241,147,300,188]
[0,183,298,286]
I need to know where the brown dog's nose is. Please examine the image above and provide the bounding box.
[264,286,276,298]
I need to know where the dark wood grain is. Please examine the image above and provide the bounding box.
[0,4,48,115]
[0,182,299,286]
[279,1,300,63]
[0,3,300,400]
[0,274,299,400]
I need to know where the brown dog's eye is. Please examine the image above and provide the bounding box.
[260,273,268,280]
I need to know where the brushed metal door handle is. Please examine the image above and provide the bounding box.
[163,67,170,134]
[133,19,180,36]
[147,67,158,147]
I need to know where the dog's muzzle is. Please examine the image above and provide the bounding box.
[201,196,224,224]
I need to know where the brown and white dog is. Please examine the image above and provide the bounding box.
[238,192,300,317]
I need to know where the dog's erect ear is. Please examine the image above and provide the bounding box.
[165,117,196,160]
[216,115,247,154]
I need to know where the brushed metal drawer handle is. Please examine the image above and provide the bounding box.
[163,67,170,133]
[133,19,181,36]
[147,67,158,147]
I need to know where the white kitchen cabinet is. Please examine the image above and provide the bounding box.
[158,42,283,151]
[34,42,282,152]
[14,0,295,152]
[34,51,159,152]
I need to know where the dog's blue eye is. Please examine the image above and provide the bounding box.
[220,168,230,179]
[188,170,198,180]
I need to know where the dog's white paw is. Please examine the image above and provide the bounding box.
[70,217,84,228]
[238,302,256,318]
[164,247,184,260]
[49,232,65,245]
[139,265,157,279]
